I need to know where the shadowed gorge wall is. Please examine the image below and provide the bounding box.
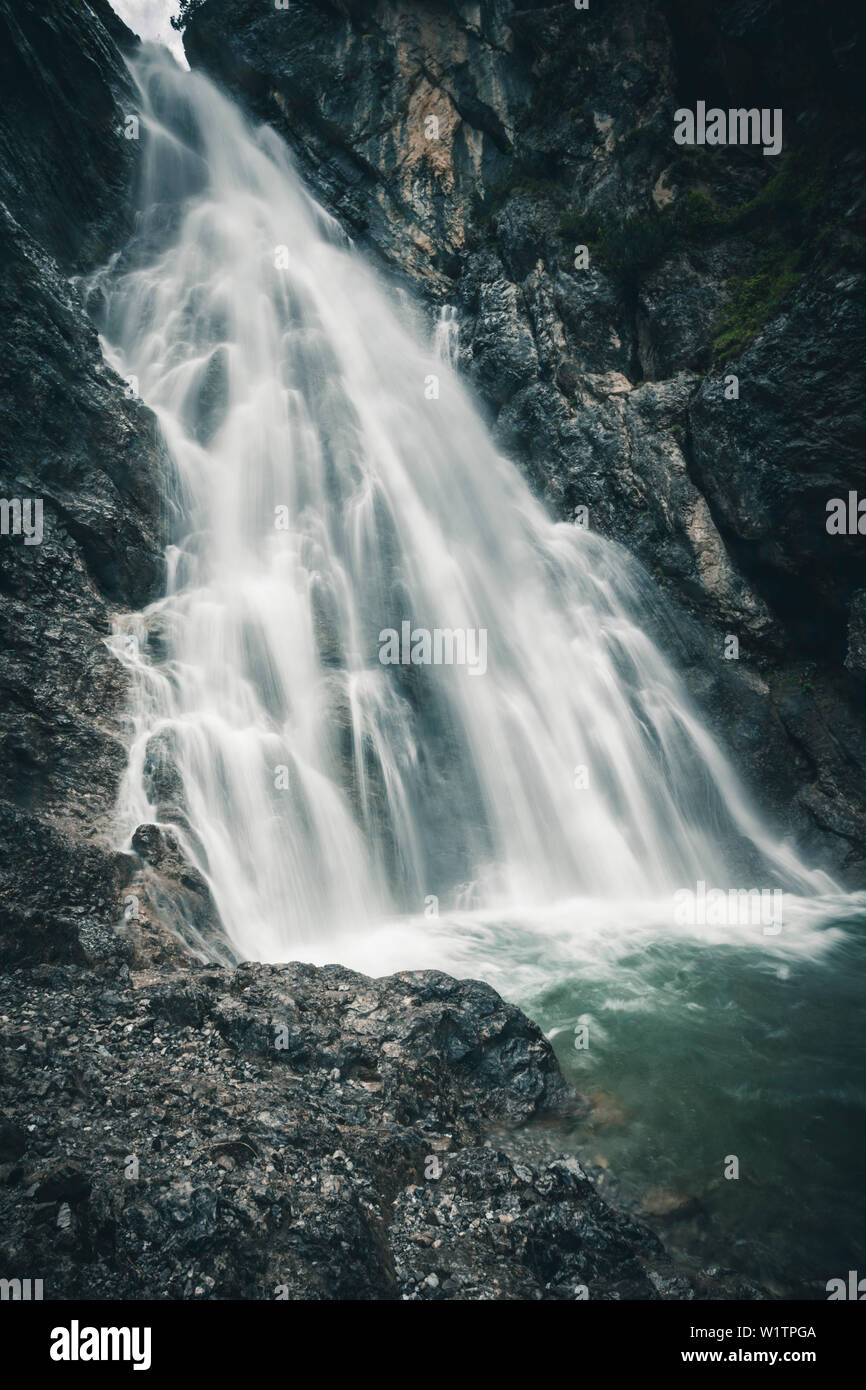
[0,0,173,967]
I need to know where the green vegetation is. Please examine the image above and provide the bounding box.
[557,209,669,290]
[614,122,668,165]
[553,145,844,356]
[473,165,567,227]
[673,189,728,238]
[708,146,839,359]
[468,0,853,366]
[712,244,806,360]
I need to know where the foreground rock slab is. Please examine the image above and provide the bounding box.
[0,957,759,1300]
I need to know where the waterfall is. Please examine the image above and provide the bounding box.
[434,305,460,369]
[92,46,836,964]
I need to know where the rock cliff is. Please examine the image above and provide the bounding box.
[0,0,170,966]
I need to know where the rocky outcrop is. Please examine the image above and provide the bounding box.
[183,0,527,291]
[0,0,140,267]
[182,0,866,878]
[0,953,763,1299]
[0,0,174,966]
[690,271,866,665]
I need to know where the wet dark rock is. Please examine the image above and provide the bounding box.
[0,802,138,972]
[0,0,141,267]
[127,824,232,966]
[636,248,734,379]
[845,590,866,679]
[0,957,761,1300]
[0,0,174,961]
[0,1120,27,1162]
[31,1160,92,1206]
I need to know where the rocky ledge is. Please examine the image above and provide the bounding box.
[0,955,759,1300]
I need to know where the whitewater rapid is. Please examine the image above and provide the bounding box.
[92,45,846,965]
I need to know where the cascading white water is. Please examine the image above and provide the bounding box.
[93,46,838,964]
